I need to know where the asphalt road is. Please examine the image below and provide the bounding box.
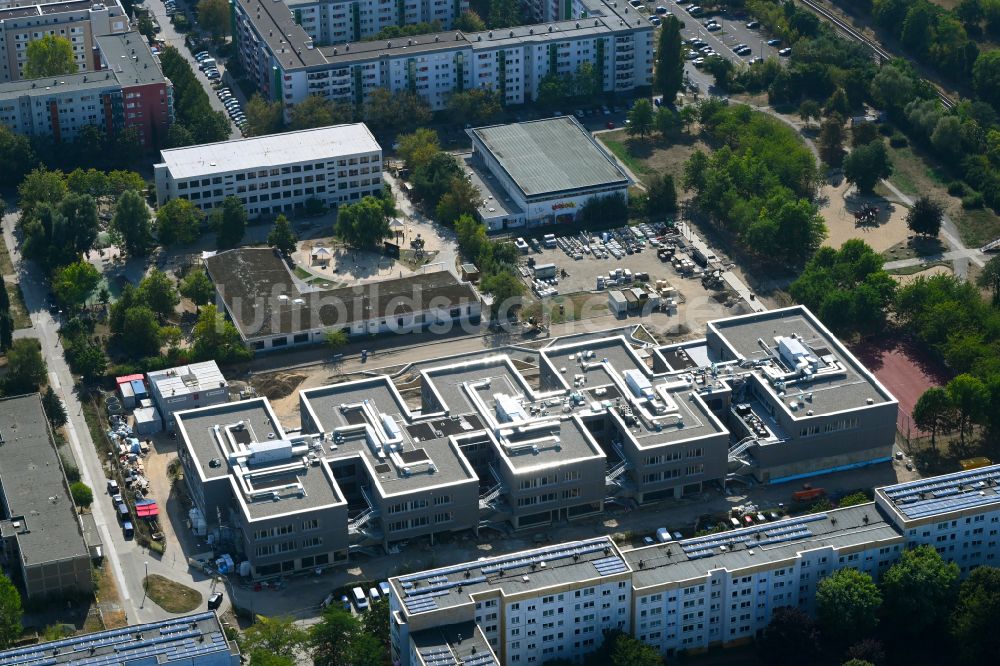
[2,213,223,624]
[139,0,242,140]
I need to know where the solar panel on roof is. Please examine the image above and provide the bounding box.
[592,556,628,575]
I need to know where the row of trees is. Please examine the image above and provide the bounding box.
[397,128,479,225]
[245,87,434,139]
[158,47,231,147]
[238,598,389,666]
[740,0,1000,213]
[763,548,1000,666]
[681,100,825,267]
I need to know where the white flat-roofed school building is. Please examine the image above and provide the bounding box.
[153,124,383,216]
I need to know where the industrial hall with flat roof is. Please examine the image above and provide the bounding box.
[172,305,897,579]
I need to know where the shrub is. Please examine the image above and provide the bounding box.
[947,181,968,197]
[888,132,908,148]
[962,192,985,209]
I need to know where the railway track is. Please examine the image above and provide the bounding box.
[798,0,957,110]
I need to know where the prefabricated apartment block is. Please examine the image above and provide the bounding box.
[232,0,653,118]
[389,464,1000,664]
[173,306,896,578]
[153,124,383,215]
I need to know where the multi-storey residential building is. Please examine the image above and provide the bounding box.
[231,0,653,117]
[465,116,632,229]
[201,248,483,351]
[0,394,94,601]
[174,307,895,578]
[153,124,383,214]
[286,0,469,46]
[389,464,1000,665]
[0,31,173,144]
[0,0,129,83]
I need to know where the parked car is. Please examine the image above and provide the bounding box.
[351,586,369,611]
[655,5,668,13]
[778,47,791,56]
[122,521,134,539]
[706,22,721,31]
[746,20,759,28]
[116,502,129,521]
[111,493,123,506]
[767,38,781,46]
[207,592,224,610]
[649,16,661,24]
[369,586,381,603]
[378,581,391,598]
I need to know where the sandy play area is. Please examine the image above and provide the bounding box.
[891,264,953,286]
[819,176,912,253]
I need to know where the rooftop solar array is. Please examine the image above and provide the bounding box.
[0,613,230,666]
[592,556,629,576]
[882,465,1000,520]
[395,539,619,614]
[418,647,458,666]
[679,514,828,560]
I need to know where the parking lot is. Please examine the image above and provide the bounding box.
[515,222,748,332]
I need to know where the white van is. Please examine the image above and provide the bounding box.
[351,586,369,611]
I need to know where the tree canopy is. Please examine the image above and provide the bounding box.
[335,196,392,249]
[654,16,684,103]
[880,545,959,641]
[268,214,298,256]
[214,196,247,249]
[906,195,944,236]
[952,566,1000,664]
[111,190,152,256]
[24,35,76,79]
[156,198,203,246]
[0,572,22,649]
[4,338,47,395]
[759,606,821,665]
[789,239,896,337]
[843,140,893,194]
[816,568,882,642]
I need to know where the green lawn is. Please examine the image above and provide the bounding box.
[955,208,1000,249]
[6,280,31,329]
[600,136,655,180]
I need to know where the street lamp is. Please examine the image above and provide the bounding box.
[141,561,149,608]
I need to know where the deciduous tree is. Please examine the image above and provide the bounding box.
[0,572,22,649]
[52,261,100,309]
[626,99,655,138]
[197,0,231,38]
[138,269,180,321]
[111,190,152,256]
[881,545,959,641]
[214,196,247,249]
[759,606,821,665]
[335,196,391,249]
[244,94,284,136]
[24,35,75,78]
[816,568,882,642]
[268,214,298,256]
[156,198,203,246]
[192,305,250,363]
[907,195,945,237]
[4,338,47,395]
[947,373,989,443]
[69,482,93,509]
[843,140,892,194]
[952,566,1000,665]
[180,268,215,311]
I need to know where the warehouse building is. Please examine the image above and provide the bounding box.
[153,124,382,214]
[231,0,653,118]
[203,247,482,351]
[0,32,173,144]
[389,464,1000,664]
[0,611,240,665]
[0,0,130,83]
[0,394,94,601]
[148,360,230,431]
[465,117,632,230]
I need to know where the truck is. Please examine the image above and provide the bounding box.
[792,487,826,502]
